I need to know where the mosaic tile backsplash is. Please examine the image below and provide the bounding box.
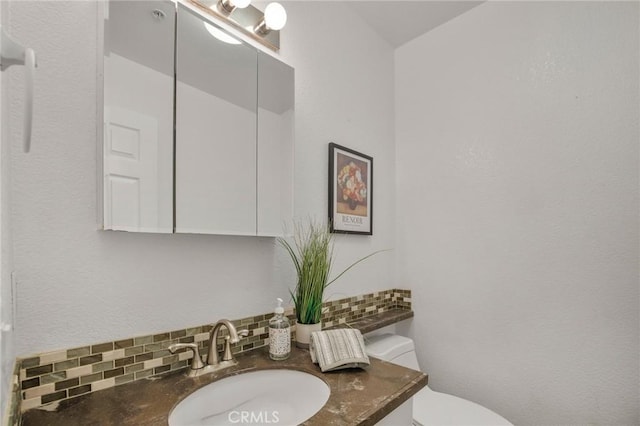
[13,289,411,415]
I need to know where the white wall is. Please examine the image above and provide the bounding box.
[396,2,639,425]
[0,2,6,414]
[0,1,16,413]
[6,1,394,356]
[278,1,396,302]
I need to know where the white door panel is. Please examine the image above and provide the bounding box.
[104,107,164,232]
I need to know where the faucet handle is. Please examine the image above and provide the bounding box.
[168,343,204,370]
[222,329,249,361]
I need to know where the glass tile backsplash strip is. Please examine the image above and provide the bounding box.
[14,289,411,414]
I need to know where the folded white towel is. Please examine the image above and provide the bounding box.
[309,328,370,372]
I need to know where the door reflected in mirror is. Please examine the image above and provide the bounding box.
[102,0,175,232]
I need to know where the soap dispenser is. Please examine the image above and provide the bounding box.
[269,298,291,360]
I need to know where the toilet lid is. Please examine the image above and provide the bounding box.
[413,388,512,426]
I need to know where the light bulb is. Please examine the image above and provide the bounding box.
[215,0,251,14]
[264,2,287,31]
[232,0,251,9]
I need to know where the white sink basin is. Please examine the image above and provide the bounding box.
[168,369,330,426]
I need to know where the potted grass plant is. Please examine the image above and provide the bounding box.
[278,220,382,348]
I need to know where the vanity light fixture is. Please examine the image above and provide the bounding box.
[190,0,286,51]
[254,2,287,35]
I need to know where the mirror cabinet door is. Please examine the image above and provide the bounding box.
[102,0,175,233]
[175,5,258,235]
[257,53,295,236]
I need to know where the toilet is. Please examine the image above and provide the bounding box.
[365,334,513,426]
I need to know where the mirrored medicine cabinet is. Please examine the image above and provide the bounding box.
[98,0,294,236]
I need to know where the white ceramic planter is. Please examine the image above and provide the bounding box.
[295,322,321,348]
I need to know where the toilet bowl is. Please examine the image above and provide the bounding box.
[365,334,512,426]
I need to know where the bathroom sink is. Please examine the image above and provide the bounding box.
[168,369,330,426]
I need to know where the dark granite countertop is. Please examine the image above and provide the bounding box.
[22,344,427,425]
[329,309,414,335]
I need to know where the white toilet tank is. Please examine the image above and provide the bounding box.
[365,333,513,426]
[365,333,421,370]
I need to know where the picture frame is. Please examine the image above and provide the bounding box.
[328,143,373,235]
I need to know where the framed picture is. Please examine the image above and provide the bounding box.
[328,143,373,235]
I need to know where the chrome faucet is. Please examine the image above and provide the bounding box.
[169,319,248,378]
[207,319,248,366]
